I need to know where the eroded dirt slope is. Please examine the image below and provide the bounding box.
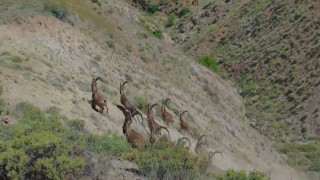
[0,0,312,179]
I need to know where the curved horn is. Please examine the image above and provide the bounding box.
[181,137,191,149]
[197,135,206,145]
[164,98,171,105]
[132,111,143,124]
[116,104,127,115]
[159,126,171,139]
[180,110,189,119]
[120,81,129,94]
[95,77,102,82]
[209,151,223,160]
[150,103,159,111]
[122,81,129,89]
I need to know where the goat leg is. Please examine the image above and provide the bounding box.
[91,101,100,113]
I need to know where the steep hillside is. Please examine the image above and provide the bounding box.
[0,0,314,179]
[141,0,320,174]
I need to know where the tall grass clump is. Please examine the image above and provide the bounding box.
[198,56,219,72]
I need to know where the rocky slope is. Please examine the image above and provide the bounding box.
[0,0,315,179]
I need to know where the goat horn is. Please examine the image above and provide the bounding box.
[164,98,171,105]
[150,103,159,111]
[116,104,127,115]
[159,126,171,139]
[209,151,223,160]
[180,110,189,119]
[181,137,191,149]
[197,135,206,144]
[120,81,129,94]
[132,111,143,123]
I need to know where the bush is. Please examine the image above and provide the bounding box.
[179,8,191,17]
[132,96,149,112]
[82,134,132,157]
[91,0,99,3]
[0,103,85,179]
[147,4,159,14]
[44,3,67,20]
[166,15,175,27]
[124,137,208,179]
[198,56,219,72]
[12,56,22,63]
[152,29,163,39]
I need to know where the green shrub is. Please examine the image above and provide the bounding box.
[179,8,191,17]
[44,3,67,20]
[91,0,99,3]
[166,15,175,27]
[198,56,219,72]
[68,119,86,132]
[152,29,163,39]
[0,103,86,179]
[81,134,132,156]
[147,4,159,14]
[124,137,207,179]
[132,96,149,112]
[12,56,22,63]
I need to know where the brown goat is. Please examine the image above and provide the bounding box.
[179,110,193,136]
[119,81,142,122]
[177,137,191,150]
[146,103,171,139]
[117,104,147,150]
[91,77,108,114]
[161,98,174,126]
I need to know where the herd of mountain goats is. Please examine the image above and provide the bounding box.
[90,76,222,164]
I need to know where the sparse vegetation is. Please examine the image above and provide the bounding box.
[166,15,175,27]
[276,141,320,171]
[214,170,270,180]
[12,56,22,63]
[152,29,163,39]
[44,3,67,20]
[68,119,86,133]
